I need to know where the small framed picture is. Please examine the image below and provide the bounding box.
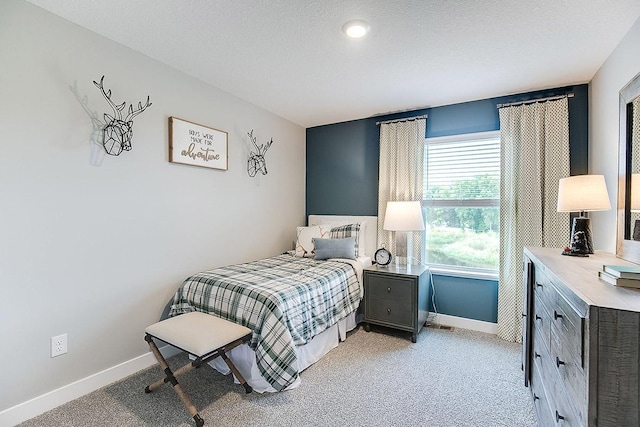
[169,116,228,170]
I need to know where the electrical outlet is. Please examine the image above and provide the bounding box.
[51,333,67,357]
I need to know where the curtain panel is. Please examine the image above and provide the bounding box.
[631,97,640,226]
[498,98,570,343]
[377,119,426,261]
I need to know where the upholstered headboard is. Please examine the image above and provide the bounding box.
[308,215,378,258]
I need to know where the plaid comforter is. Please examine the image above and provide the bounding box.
[168,254,361,391]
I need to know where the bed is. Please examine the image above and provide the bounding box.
[167,215,377,392]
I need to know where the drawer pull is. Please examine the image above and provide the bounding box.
[387,287,391,293]
[535,315,542,321]
[535,282,543,288]
[533,393,540,401]
[534,351,541,359]
[553,310,563,320]
[387,308,391,315]
[555,410,565,422]
[556,356,565,367]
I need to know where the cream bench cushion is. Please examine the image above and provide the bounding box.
[145,312,251,357]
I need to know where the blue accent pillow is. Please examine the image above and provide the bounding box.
[312,237,356,260]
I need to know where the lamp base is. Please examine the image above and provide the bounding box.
[394,231,414,266]
[567,216,593,255]
[561,249,588,257]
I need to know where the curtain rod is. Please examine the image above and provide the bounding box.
[496,93,574,109]
[376,114,428,126]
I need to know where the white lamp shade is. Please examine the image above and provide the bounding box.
[557,175,611,213]
[632,173,640,212]
[383,201,425,231]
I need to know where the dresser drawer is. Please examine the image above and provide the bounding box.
[533,294,552,351]
[367,297,414,328]
[366,274,413,302]
[530,354,554,427]
[544,373,582,426]
[552,292,584,364]
[533,327,583,426]
[532,328,553,386]
[550,323,587,424]
[533,269,557,311]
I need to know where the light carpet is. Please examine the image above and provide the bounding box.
[18,325,535,427]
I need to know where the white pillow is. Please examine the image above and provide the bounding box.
[316,220,366,257]
[294,225,332,257]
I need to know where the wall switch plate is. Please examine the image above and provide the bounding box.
[51,333,67,357]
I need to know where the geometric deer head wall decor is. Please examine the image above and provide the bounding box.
[247,129,273,177]
[93,75,152,156]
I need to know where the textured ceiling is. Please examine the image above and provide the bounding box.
[25,0,640,128]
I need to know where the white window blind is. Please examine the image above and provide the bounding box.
[424,132,500,205]
[421,131,501,271]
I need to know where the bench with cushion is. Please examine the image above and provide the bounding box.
[144,312,253,426]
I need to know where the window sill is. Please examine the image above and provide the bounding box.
[428,265,498,281]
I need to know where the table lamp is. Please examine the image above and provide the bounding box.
[383,201,425,265]
[557,175,611,255]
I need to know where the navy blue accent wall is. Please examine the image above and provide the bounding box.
[431,275,498,323]
[306,118,380,215]
[306,84,589,324]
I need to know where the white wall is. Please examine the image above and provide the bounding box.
[590,17,640,252]
[0,0,305,420]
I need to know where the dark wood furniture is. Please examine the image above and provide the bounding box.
[522,247,640,426]
[363,264,430,343]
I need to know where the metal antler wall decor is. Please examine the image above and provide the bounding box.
[247,129,273,177]
[93,75,152,156]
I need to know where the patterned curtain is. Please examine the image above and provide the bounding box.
[377,119,426,260]
[630,97,640,227]
[498,98,570,343]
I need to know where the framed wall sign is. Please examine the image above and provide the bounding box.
[169,116,228,170]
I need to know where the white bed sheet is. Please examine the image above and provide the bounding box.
[207,256,370,393]
[209,312,358,392]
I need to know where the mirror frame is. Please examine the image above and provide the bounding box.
[617,71,640,263]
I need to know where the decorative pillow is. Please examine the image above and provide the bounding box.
[318,220,366,258]
[312,237,357,260]
[294,225,332,257]
[329,223,362,257]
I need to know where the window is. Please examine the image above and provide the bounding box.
[422,131,500,272]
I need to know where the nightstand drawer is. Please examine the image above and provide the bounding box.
[367,297,413,327]
[366,274,412,302]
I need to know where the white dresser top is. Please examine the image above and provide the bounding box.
[525,247,640,313]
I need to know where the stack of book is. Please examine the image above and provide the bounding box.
[599,264,640,288]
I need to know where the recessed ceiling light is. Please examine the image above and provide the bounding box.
[342,20,370,39]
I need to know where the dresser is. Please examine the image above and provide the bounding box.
[362,264,430,343]
[522,247,640,426]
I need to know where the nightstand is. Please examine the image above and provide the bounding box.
[362,264,430,343]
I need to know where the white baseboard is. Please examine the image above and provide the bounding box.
[0,345,180,427]
[430,313,498,334]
